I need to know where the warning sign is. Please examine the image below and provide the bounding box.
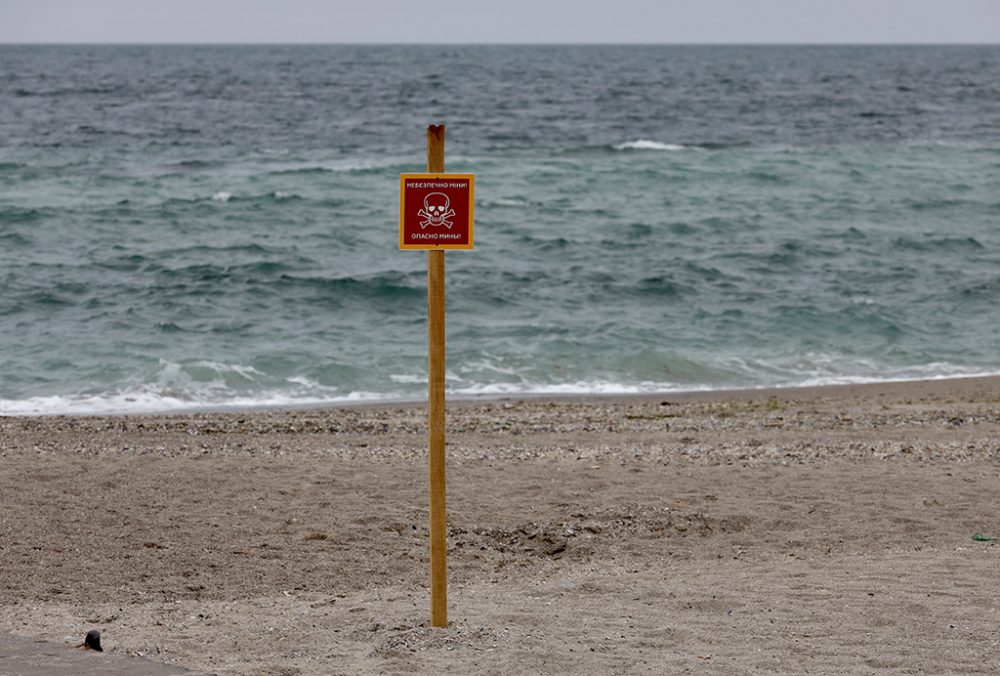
[399,174,475,250]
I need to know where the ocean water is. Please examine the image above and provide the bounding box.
[2,44,999,415]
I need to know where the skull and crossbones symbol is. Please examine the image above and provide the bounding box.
[417,192,456,229]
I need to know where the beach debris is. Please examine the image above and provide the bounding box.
[76,629,103,652]
[971,533,997,542]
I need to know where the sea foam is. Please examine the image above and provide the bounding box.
[613,140,687,151]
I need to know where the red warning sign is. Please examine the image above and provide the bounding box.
[399,173,475,250]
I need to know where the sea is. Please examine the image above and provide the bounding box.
[2,44,999,415]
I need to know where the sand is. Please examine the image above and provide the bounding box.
[2,376,1000,674]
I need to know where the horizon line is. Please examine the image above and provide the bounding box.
[1,40,998,47]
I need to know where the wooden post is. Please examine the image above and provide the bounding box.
[426,124,448,628]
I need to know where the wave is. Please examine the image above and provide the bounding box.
[610,138,760,152]
[0,388,388,417]
[11,85,129,98]
[274,272,424,302]
[0,207,51,224]
[201,191,305,204]
[613,140,688,152]
[267,166,336,175]
[0,232,32,247]
[3,360,999,416]
[481,197,533,208]
[0,358,386,416]
[170,159,225,169]
[453,362,1000,400]
[2,378,717,416]
[893,235,984,252]
[265,158,406,175]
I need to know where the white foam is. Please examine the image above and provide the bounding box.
[285,375,329,389]
[267,157,403,174]
[4,357,999,416]
[717,354,1000,390]
[390,374,424,384]
[0,387,388,417]
[613,140,687,152]
[211,191,232,203]
[484,197,529,208]
[448,380,704,397]
[458,358,524,378]
[188,360,264,379]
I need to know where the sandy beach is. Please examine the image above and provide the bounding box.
[2,376,1000,674]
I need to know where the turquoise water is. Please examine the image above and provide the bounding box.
[2,45,999,414]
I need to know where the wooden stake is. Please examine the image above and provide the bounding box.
[426,124,448,628]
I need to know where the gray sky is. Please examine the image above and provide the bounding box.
[1,0,998,44]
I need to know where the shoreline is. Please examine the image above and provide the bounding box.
[5,372,1000,420]
[2,373,1000,674]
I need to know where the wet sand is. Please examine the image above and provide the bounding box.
[2,376,1000,674]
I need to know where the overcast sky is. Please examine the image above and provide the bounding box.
[1,0,998,44]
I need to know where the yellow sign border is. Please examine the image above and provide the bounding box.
[399,173,475,250]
